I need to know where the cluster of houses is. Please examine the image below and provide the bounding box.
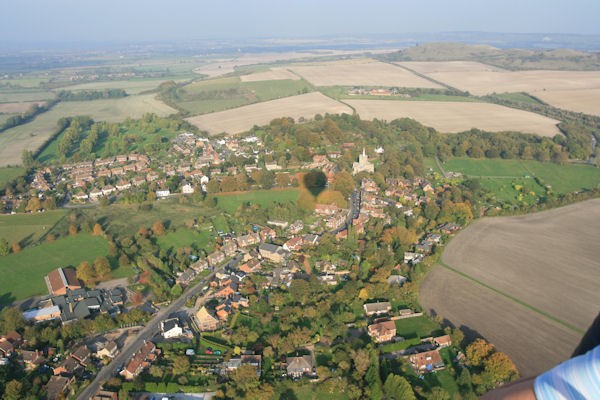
[22,267,126,325]
[348,87,411,98]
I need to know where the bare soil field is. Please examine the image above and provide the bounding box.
[398,61,506,74]
[240,67,300,82]
[533,89,600,116]
[0,94,176,166]
[419,266,581,376]
[185,92,351,135]
[346,99,561,137]
[0,101,46,113]
[420,199,600,374]
[289,59,442,88]
[411,67,600,96]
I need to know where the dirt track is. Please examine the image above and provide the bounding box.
[420,199,600,376]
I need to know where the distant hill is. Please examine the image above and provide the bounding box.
[380,42,600,71]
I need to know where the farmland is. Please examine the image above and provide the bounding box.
[420,199,600,375]
[0,89,54,103]
[346,99,562,137]
[0,167,24,188]
[289,59,442,87]
[63,78,190,95]
[210,189,301,214]
[185,92,351,135]
[398,61,505,74]
[0,209,67,247]
[174,76,313,115]
[0,94,176,166]
[0,101,46,113]
[533,88,600,116]
[0,234,110,304]
[239,67,300,82]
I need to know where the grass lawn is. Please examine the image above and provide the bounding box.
[175,77,314,115]
[521,160,600,194]
[272,384,350,400]
[157,229,211,251]
[441,158,529,177]
[0,209,68,246]
[210,189,300,214]
[83,200,215,238]
[424,157,443,176]
[0,166,25,188]
[0,234,109,304]
[493,92,544,105]
[394,316,444,339]
[479,177,545,203]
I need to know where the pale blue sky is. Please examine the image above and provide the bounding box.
[1,0,599,43]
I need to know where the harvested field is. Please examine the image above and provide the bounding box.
[398,61,505,74]
[240,67,300,82]
[290,60,442,88]
[420,199,600,374]
[185,92,351,135]
[0,101,46,113]
[408,66,600,96]
[62,78,188,95]
[346,99,561,137]
[0,94,175,166]
[533,89,600,116]
[420,266,581,376]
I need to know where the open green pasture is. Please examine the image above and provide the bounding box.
[521,160,600,194]
[210,189,300,214]
[174,76,313,114]
[157,229,211,251]
[441,158,529,177]
[394,315,444,339]
[0,167,25,188]
[0,209,67,246]
[0,234,109,304]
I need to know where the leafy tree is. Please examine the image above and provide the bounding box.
[316,190,347,208]
[44,197,57,210]
[118,388,131,400]
[351,349,371,377]
[221,176,237,192]
[11,242,21,254]
[170,284,183,298]
[332,170,355,197]
[172,355,190,375]
[275,172,290,188]
[466,338,495,367]
[297,190,316,212]
[3,380,23,400]
[21,150,34,168]
[92,223,104,236]
[230,364,260,391]
[77,261,96,284]
[0,238,9,256]
[0,306,25,333]
[383,374,416,400]
[152,221,166,236]
[26,197,42,212]
[206,180,220,193]
[69,224,78,236]
[427,387,450,400]
[94,256,111,278]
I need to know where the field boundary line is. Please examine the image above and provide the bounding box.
[438,261,584,335]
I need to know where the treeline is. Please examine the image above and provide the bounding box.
[56,88,127,101]
[0,99,58,132]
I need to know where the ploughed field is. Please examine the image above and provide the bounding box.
[346,99,561,137]
[420,199,600,376]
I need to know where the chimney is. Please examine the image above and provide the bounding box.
[69,303,73,313]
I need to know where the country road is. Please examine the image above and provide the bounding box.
[76,264,229,400]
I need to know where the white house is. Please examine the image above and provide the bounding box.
[156,189,171,199]
[161,318,183,339]
[182,183,195,194]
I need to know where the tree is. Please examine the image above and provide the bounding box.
[77,261,96,284]
[332,170,355,198]
[4,380,23,400]
[170,284,183,298]
[172,355,190,375]
[483,351,518,383]
[21,150,34,168]
[316,190,348,208]
[92,223,104,236]
[0,238,8,256]
[466,338,495,367]
[259,171,275,189]
[69,224,78,236]
[351,349,371,376]
[427,387,450,400]
[383,374,416,400]
[230,364,260,391]
[275,172,290,188]
[94,256,111,278]
[206,180,220,193]
[44,197,57,210]
[297,190,316,212]
[11,242,21,254]
[118,388,131,400]
[152,221,165,236]
[220,176,237,192]
[26,197,42,212]
[0,306,25,333]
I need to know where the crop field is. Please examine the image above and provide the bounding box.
[419,265,581,376]
[0,209,67,246]
[405,65,600,96]
[0,101,46,113]
[346,99,561,137]
[421,199,600,375]
[174,76,313,115]
[210,189,301,214]
[239,67,300,82]
[289,59,442,87]
[0,234,110,304]
[0,89,54,103]
[62,78,189,94]
[398,61,506,74]
[532,89,600,116]
[185,92,351,135]
[0,94,176,167]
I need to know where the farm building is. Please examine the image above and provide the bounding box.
[45,268,82,296]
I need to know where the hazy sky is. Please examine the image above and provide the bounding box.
[1,0,599,44]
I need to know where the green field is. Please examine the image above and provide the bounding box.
[479,177,545,203]
[210,189,301,214]
[62,78,190,95]
[441,158,529,177]
[319,86,477,102]
[84,200,215,238]
[493,92,545,105]
[394,316,444,339]
[522,160,600,193]
[0,89,54,103]
[0,166,25,188]
[424,158,443,175]
[174,77,314,115]
[157,229,211,251]
[0,113,16,125]
[0,234,109,304]
[0,209,68,246]
[0,94,176,167]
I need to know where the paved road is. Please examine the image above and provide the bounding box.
[76,267,225,400]
[330,189,360,235]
